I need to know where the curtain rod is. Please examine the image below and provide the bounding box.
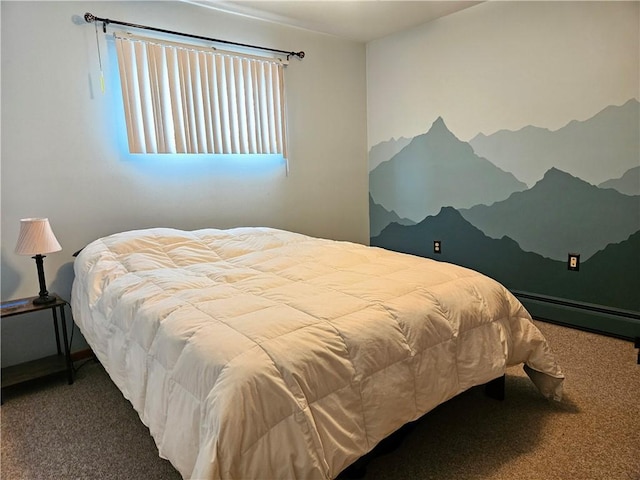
[83,12,305,60]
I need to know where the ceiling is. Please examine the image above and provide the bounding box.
[187,1,482,43]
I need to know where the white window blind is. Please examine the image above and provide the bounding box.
[113,33,288,157]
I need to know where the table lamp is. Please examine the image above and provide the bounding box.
[15,218,62,305]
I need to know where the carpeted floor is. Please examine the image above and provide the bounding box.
[1,320,639,480]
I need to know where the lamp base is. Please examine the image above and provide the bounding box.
[33,295,57,305]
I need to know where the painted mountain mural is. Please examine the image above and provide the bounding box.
[369,136,412,172]
[459,168,640,261]
[371,207,639,311]
[468,98,640,188]
[369,195,415,237]
[369,100,640,335]
[598,166,640,196]
[369,117,527,223]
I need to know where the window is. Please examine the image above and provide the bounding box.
[113,33,288,157]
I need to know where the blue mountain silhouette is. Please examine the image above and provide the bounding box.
[369,195,415,237]
[372,207,639,311]
[469,98,640,188]
[563,230,640,311]
[369,136,412,172]
[458,168,640,261]
[372,207,562,290]
[598,166,640,196]
[369,117,527,222]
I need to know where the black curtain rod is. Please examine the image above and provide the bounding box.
[84,12,305,60]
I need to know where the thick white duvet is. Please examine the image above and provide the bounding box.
[71,227,564,479]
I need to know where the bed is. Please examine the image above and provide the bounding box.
[71,226,564,479]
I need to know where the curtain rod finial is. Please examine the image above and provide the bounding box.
[84,12,96,23]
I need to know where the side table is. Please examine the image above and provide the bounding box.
[1,294,74,392]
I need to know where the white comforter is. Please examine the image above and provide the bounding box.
[71,227,564,479]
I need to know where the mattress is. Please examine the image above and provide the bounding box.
[71,226,564,479]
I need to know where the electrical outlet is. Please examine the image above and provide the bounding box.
[434,240,442,254]
[567,253,580,271]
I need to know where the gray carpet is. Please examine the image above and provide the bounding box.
[2,320,639,479]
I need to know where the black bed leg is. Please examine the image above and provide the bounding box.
[484,374,505,401]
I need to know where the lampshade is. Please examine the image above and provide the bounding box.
[15,218,62,256]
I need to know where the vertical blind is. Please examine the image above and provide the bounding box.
[114,33,288,157]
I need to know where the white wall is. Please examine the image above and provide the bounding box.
[367,1,639,148]
[1,1,368,365]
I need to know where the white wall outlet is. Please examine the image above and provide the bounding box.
[568,253,580,271]
[434,240,442,254]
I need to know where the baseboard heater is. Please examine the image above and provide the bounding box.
[510,289,640,348]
